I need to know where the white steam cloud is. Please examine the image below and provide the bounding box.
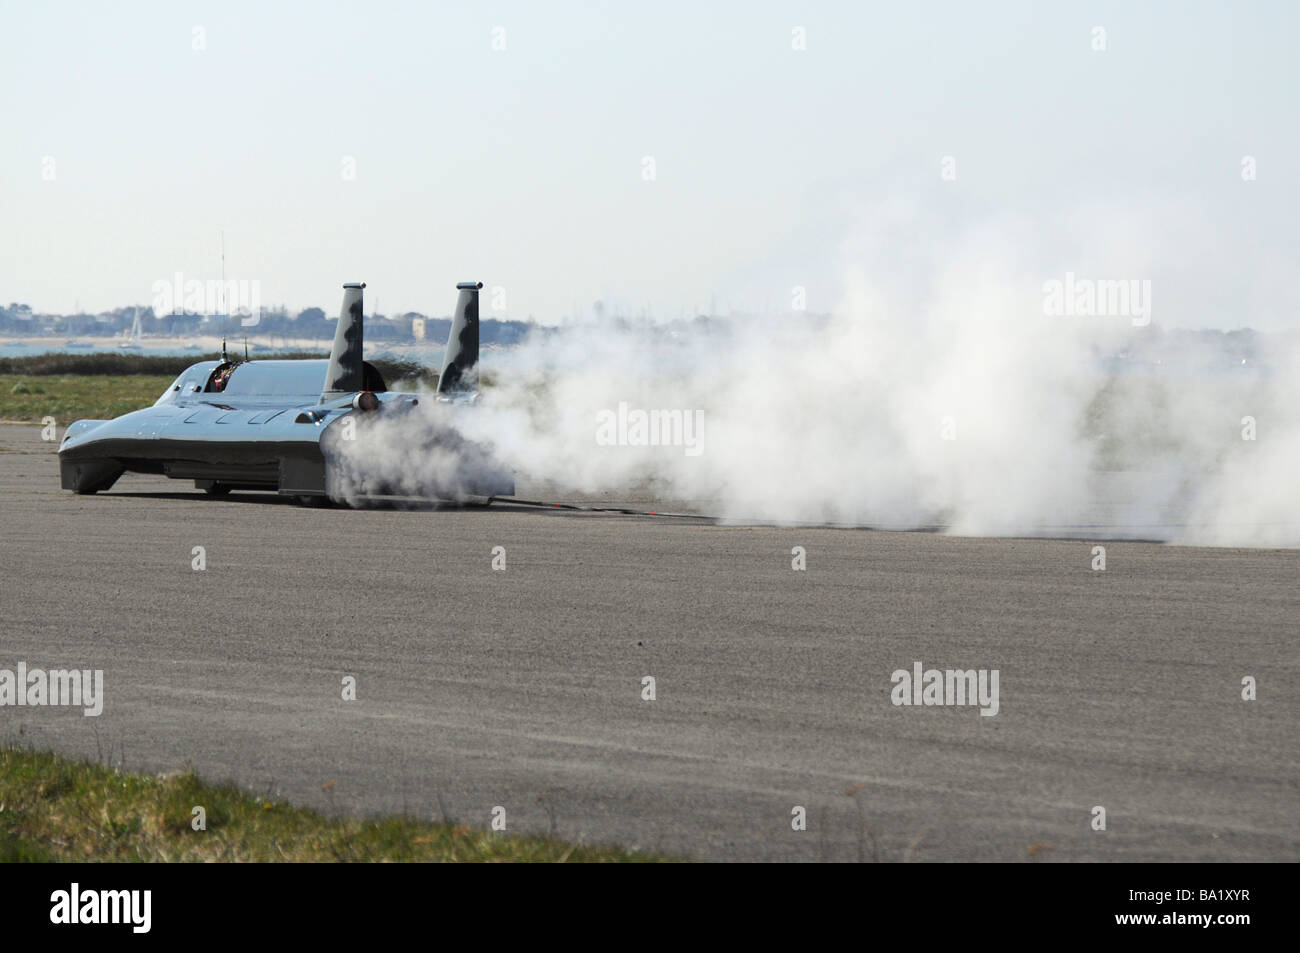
[341,205,1300,548]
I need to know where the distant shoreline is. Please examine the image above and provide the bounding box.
[0,335,446,359]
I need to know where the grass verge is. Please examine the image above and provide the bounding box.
[0,747,671,862]
[0,374,172,423]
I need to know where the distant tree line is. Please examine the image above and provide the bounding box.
[0,302,535,346]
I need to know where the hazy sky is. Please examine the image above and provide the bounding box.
[2,1,1296,327]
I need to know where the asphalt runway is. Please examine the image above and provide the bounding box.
[0,423,1296,861]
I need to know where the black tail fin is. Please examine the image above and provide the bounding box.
[437,281,481,395]
[321,282,365,400]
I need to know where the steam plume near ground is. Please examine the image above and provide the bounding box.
[342,209,1300,547]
